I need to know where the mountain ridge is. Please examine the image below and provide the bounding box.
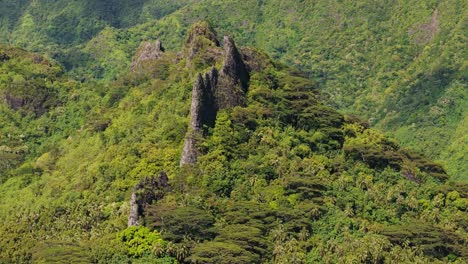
[3,0,464,181]
[0,21,466,263]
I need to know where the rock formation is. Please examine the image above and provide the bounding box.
[185,22,220,47]
[203,67,218,126]
[128,172,170,227]
[180,28,251,166]
[184,21,224,67]
[3,84,51,115]
[131,40,165,71]
[180,75,205,166]
[128,192,139,226]
[130,24,245,166]
[221,36,249,90]
[214,36,250,110]
[179,69,219,166]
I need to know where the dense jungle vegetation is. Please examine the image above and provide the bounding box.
[0,1,466,263]
[1,0,466,181]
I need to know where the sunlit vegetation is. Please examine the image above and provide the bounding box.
[0,1,466,263]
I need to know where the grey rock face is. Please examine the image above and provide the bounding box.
[180,35,251,166]
[180,72,217,166]
[203,67,218,126]
[221,36,249,90]
[190,74,206,131]
[3,89,49,115]
[213,36,250,110]
[131,40,165,71]
[180,75,204,166]
[128,192,139,226]
[180,135,199,166]
[128,172,170,227]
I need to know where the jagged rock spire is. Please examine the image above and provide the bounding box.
[190,74,206,131]
[180,68,220,166]
[180,29,251,166]
[221,36,249,90]
[180,135,198,166]
[131,40,165,71]
[203,67,218,126]
[180,74,207,166]
[212,36,250,110]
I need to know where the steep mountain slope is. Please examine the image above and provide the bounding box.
[2,0,464,181]
[0,23,466,263]
[0,0,194,47]
[130,0,468,181]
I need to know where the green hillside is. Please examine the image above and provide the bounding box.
[2,0,465,181]
[0,21,466,263]
[0,0,467,263]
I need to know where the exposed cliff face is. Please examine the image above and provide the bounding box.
[214,36,249,110]
[131,40,165,71]
[128,24,255,167]
[179,27,252,166]
[184,21,222,65]
[190,74,207,131]
[2,84,54,116]
[180,69,219,166]
[221,36,249,90]
[128,192,139,226]
[203,67,218,126]
[0,47,62,116]
[128,172,169,227]
[180,75,206,166]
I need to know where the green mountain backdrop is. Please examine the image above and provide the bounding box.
[0,1,467,263]
[1,0,466,180]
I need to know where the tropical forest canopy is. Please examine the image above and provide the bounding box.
[0,1,466,263]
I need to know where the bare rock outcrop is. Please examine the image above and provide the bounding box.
[180,29,251,166]
[184,21,221,62]
[180,70,219,166]
[180,75,206,166]
[2,84,51,115]
[409,9,439,45]
[203,67,219,126]
[214,36,250,110]
[128,172,170,227]
[131,40,165,71]
[221,36,249,90]
[128,192,139,226]
[185,22,220,47]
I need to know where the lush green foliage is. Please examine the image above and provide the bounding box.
[117,226,164,257]
[0,1,466,263]
[3,0,465,181]
[0,27,466,263]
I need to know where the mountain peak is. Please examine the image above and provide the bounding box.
[184,21,221,62]
[131,40,165,71]
[185,21,220,47]
[221,35,250,90]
